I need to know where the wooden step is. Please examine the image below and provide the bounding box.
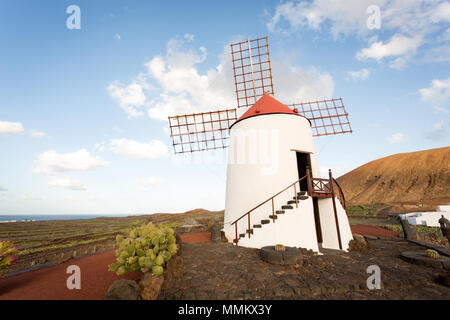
[287,200,299,205]
[276,210,285,214]
[282,205,293,210]
[246,229,254,235]
[269,215,278,219]
[293,195,309,200]
[239,233,245,238]
[261,220,270,224]
[253,224,262,228]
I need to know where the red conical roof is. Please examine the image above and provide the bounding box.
[231,94,303,128]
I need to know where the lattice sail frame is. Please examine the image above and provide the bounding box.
[168,109,237,154]
[289,98,352,137]
[231,37,274,109]
[167,36,353,154]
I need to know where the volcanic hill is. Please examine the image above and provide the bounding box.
[337,147,450,205]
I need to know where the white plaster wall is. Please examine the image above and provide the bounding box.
[400,211,450,227]
[317,197,353,251]
[234,197,319,252]
[223,113,317,240]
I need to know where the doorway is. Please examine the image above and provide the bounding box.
[296,151,323,245]
[296,152,311,191]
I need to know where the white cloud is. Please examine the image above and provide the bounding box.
[419,77,450,106]
[138,176,163,191]
[115,33,121,40]
[0,186,7,191]
[28,130,45,138]
[356,34,422,68]
[268,0,450,68]
[107,80,148,118]
[271,59,334,103]
[108,35,335,121]
[268,0,374,38]
[48,174,87,191]
[0,121,25,135]
[0,121,45,137]
[34,149,110,174]
[388,132,406,144]
[346,68,371,81]
[109,138,169,159]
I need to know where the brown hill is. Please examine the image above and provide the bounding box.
[337,147,450,205]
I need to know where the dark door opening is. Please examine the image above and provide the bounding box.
[296,152,311,192]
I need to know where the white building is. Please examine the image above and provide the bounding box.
[222,94,353,252]
[400,205,450,227]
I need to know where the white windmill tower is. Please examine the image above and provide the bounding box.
[168,37,353,252]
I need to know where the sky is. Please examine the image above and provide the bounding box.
[0,0,449,215]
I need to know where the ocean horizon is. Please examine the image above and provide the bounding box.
[0,214,139,223]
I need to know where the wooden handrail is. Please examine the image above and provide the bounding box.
[231,175,308,244]
[332,178,347,211]
[231,175,307,226]
[230,170,347,246]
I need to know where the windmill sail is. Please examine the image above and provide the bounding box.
[289,98,352,137]
[168,109,237,154]
[231,37,274,109]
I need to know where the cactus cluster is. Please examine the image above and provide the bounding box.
[109,223,177,277]
[0,240,18,277]
[426,249,440,259]
[274,244,286,252]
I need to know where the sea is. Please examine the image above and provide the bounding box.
[0,214,133,223]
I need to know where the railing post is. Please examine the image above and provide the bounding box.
[294,183,298,208]
[329,169,342,250]
[234,223,238,246]
[248,214,251,238]
[271,198,275,223]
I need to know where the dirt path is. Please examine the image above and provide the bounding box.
[0,250,141,300]
[351,224,400,238]
[180,231,211,243]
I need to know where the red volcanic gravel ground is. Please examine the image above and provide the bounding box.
[351,224,400,238]
[180,231,211,243]
[0,250,141,300]
[0,226,398,300]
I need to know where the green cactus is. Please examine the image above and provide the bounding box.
[155,254,164,266]
[168,243,177,255]
[426,249,440,259]
[108,223,177,276]
[152,265,164,276]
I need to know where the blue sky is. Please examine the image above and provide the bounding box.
[0,0,449,214]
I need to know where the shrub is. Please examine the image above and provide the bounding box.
[0,240,18,277]
[109,223,178,277]
[274,244,286,252]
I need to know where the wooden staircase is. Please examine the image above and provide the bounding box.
[233,191,309,243]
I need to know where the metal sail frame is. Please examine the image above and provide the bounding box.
[167,36,352,154]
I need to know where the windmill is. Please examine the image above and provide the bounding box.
[168,37,354,252]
